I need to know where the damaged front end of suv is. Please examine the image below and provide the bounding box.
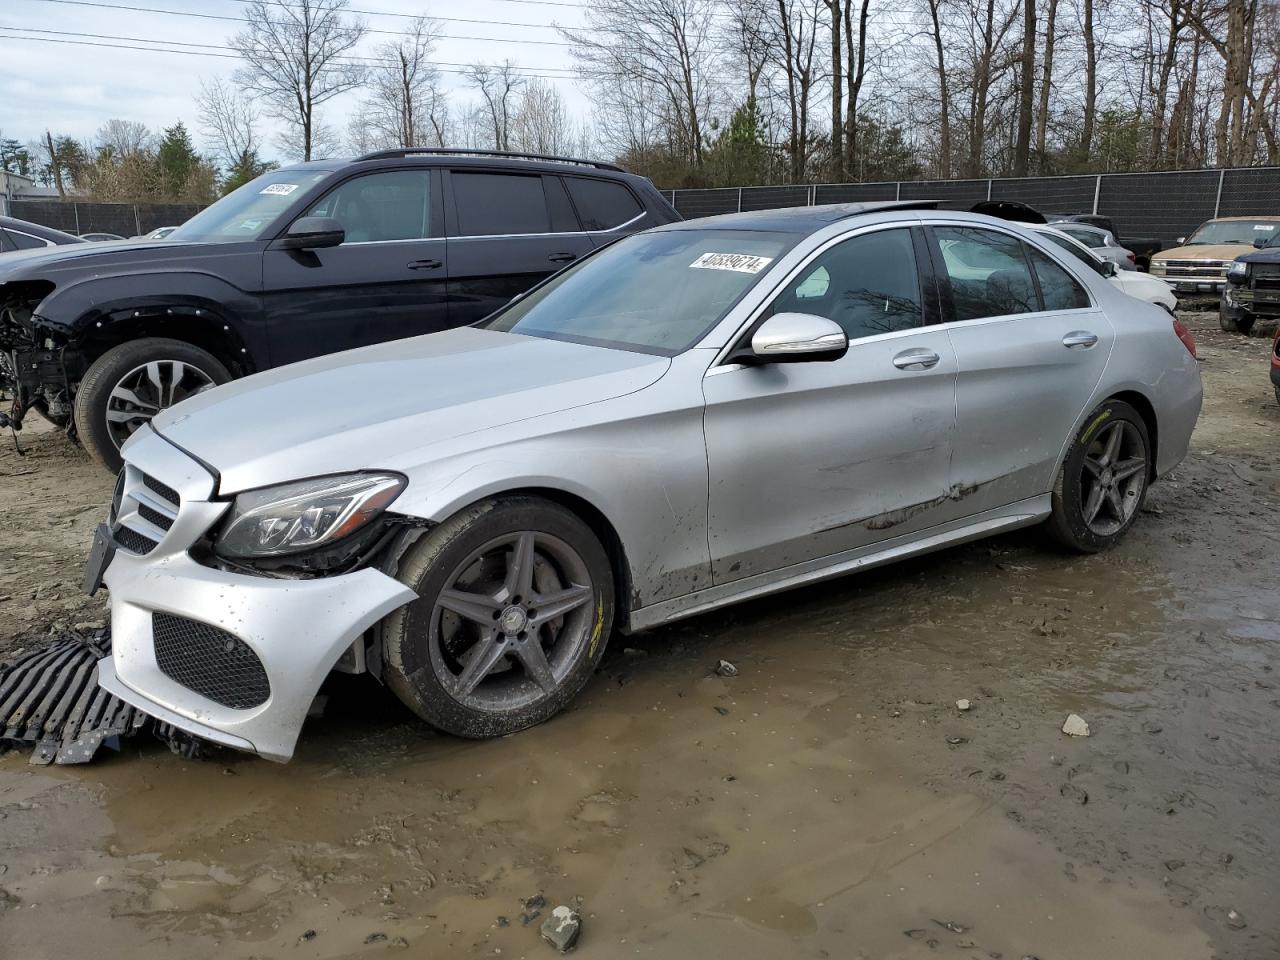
[0,280,82,433]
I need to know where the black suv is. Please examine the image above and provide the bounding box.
[0,149,679,470]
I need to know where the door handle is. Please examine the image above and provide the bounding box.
[892,348,941,370]
[1062,330,1099,349]
[407,258,442,270]
[548,252,578,263]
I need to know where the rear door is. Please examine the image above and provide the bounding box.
[262,168,449,365]
[443,169,594,326]
[927,223,1113,516]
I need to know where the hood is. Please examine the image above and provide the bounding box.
[1152,243,1255,263]
[1238,246,1280,265]
[147,327,671,493]
[0,238,255,281]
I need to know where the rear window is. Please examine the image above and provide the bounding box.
[6,230,48,250]
[565,177,643,230]
[453,173,550,236]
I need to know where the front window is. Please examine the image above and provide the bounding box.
[304,170,434,243]
[168,170,334,242]
[1186,219,1280,246]
[485,229,798,355]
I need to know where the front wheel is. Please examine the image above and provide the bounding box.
[73,338,230,472]
[1047,399,1151,553]
[1219,307,1255,334]
[382,496,614,739]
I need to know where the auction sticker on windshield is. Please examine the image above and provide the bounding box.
[260,183,300,196]
[690,252,774,273]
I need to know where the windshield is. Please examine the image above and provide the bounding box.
[168,170,333,242]
[1186,219,1280,246]
[485,229,798,355]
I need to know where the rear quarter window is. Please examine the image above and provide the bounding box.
[565,177,644,231]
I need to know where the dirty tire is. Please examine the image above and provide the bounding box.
[1218,308,1238,333]
[73,337,230,473]
[1047,399,1151,553]
[382,496,614,739]
[1218,308,1254,335]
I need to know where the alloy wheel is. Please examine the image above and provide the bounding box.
[105,360,216,450]
[1079,419,1147,537]
[428,530,596,711]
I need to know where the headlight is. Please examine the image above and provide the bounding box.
[1150,261,1167,275]
[215,473,405,558]
[1227,261,1248,282]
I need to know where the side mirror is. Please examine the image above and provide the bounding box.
[743,312,848,364]
[1254,237,1269,249]
[1101,260,1119,278]
[1176,236,1186,244]
[278,216,345,250]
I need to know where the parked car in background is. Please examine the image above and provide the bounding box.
[0,215,85,252]
[1220,232,1280,333]
[1047,213,1162,270]
[1028,224,1177,312]
[87,201,1202,762]
[80,232,127,242]
[1045,221,1137,270]
[136,226,179,240]
[0,149,679,471]
[1272,324,1280,404]
[1150,216,1280,297]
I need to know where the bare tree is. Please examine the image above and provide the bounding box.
[230,0,366,161]
[1013,0,1037,174]
[361,16,446,148]
[465,60,526,150]
[1035,0,1058,164]
[197,78,261,170]
[511,79,575,154]
[844,0,872,176]
[924,0,953,177]
[96,119,152,156]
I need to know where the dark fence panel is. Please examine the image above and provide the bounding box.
[990,175,1097,212]
[898,179,989,202]
[1097,171,1220,246]
[672,188,739,219]
[813,182,897,204]
[740,185,808,211]
[7,200,204,237]
[1217,168,1280,217]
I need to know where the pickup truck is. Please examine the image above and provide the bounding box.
[1046,213,1163,270]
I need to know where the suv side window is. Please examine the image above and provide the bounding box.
[453,172,550,236]
[565,177,643,231]
[1028,247,1091,310]
[771,228,923,340]
[304,170,432,243]
[6,229,49,250]
[935,226,1038,320]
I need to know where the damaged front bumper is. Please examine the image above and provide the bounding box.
[97,427,416,761]
[0,298,81,427]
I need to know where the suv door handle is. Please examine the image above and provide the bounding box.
[1062,330,1099,349]
[548,252,578,263]
[892,348,941,370]
[407,258,442,270]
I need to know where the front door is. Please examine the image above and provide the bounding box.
[703,226,959,584]
[444,170,595,326]
[927,224,1114,516]
[262,168,449,366]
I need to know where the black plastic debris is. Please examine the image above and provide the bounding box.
[0,629,206,764]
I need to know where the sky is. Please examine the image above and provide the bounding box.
[0,0,593,162]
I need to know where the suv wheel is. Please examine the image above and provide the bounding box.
[1219,307,1255,334]
[74,337,230,472]
[1047,399,1151,553]
[382,496,614,739]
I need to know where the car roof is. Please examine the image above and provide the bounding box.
[1204,215,1280,222]
[651,200,1050,235]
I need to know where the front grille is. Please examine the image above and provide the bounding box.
[152,613,270,709]
[109,466,180,555]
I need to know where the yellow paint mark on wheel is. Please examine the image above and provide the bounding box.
[589,598,604,657]
[1080,409,1111,445]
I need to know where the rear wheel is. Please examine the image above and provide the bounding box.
[73,337,230,472]
[382,496,614,739]
[1048,399,1151,553]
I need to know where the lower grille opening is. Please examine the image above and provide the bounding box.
[152,613,270,709]
[114,526,158,555]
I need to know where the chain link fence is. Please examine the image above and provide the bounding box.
[665,166,1280,245]
[2,199,205,237]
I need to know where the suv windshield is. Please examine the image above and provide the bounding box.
[168,170,333,242]
[1186,219,1280,246]
[485,229,797,355]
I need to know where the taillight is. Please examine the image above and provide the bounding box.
[1126,253,1136,263]
[1172,317,1196,358]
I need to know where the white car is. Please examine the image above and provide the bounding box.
[1030,224,1177,313]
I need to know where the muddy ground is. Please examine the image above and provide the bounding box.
[1,312,1277,960]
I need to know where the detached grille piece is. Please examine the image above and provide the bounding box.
[152,613,270,710]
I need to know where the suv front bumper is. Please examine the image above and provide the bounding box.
[97,427,416,761]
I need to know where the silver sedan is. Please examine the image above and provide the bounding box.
[1049,220,1139,270]
[91,203,1203,761]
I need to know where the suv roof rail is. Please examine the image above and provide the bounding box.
[355,147,626,172]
